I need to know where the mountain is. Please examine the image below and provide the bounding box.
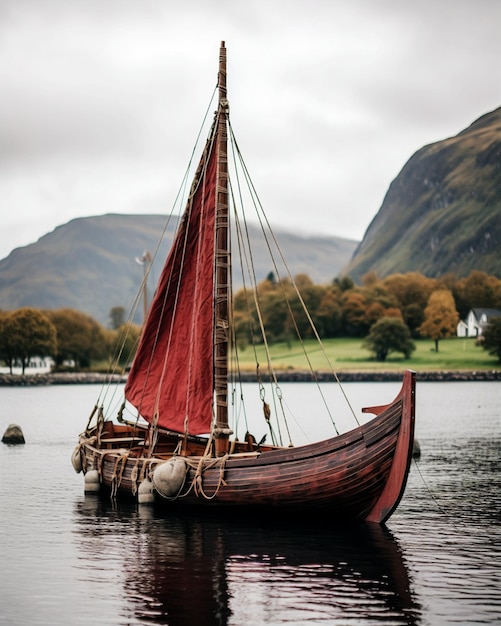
[0,214,357,325]
[342,107,501,282]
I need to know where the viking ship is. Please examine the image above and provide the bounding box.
[72,42,416,525]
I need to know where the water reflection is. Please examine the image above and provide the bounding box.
[75,499,420,625]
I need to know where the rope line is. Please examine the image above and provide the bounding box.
[412,458,447,515]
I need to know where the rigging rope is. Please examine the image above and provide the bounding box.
[227,119,359,437]
[412,458,447,515]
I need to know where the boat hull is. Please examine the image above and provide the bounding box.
[77,371,415,524]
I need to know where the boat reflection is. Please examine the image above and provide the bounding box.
[75,498,420,625]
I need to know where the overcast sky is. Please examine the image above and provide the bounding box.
[1,0,500,261]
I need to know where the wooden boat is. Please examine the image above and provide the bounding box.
[72,42,416,525]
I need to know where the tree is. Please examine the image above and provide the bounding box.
[45,308,108,368]
[285,281,325,340]
[418,289,459,352]
[0,308,57,373]
[232,287,258,348]
[315,288,342,338]
[453,271,501,319]
[0,312,15,372]
[293,273,314,289]
[341,291,370,336]
[364,301,386,328]
[261,293,288,342]
[402,302,425,337]
[108,322,141,367]
[361,271,379,287]
[109,306,126,330]
[363,317,415,362]
[383,272,436,334]
[482,317,501,363]
[334,275,355,292]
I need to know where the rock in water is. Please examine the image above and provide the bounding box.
[2,424,25,444]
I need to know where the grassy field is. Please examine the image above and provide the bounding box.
[233,337,500,372]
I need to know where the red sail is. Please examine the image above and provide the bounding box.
[124,133,218,435]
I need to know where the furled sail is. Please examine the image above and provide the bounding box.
[124,124,220,435]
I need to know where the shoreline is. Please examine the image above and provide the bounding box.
[0,369,500,386]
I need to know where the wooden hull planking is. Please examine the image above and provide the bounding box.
[78,371,415,524]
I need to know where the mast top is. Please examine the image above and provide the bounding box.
[218,41,227,104]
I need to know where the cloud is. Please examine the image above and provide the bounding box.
[0,0,500,260]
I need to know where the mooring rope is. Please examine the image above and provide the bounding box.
[109,449,130,498]
[191,454,229,500]
[412,457,447,515]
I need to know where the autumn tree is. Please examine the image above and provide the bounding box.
[232,286,258,349]
[401,302,425,337]
[363,317,415,362]
[361,271,379,287]
[234,282,281,346]
[364,301,386,328]
[233,286,253,314]
[293,273,314,289]
[0,312,12,371]
[383,272,436,335]
[261,292,288,342]
[315,287,342,337]
[232,309,251,350]
[418,289,459,352]
[45,308,108,368]
[452,271,501,319]
[338,284,394,337]
[108,322,141,367]
[0,308,57,373]
[481,317,501,363]
[231,271,500,346]
[341,291,370,336]
[285,279,325,340]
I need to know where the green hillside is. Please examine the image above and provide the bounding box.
[2,108,499,326]
[0,214,357,325]
[343,107,501,282]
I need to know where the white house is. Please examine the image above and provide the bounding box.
[457,308,501,337]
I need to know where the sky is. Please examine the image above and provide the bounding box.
[1,0,500,261]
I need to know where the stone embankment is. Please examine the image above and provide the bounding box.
[0,370,499,386]
[237,370,501,382]
[0,372,127,386]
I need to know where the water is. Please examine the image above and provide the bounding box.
[0,382,499,625]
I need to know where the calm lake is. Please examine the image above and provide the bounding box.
[0,381,500,626]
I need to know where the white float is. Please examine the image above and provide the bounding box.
[137,478,155,505]
[84,469,100,494]
[152,457,187,499]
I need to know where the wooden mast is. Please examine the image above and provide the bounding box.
[214,41,231,455]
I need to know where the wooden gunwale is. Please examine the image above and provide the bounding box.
[85,400,398,470]
[83,408,398,512]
